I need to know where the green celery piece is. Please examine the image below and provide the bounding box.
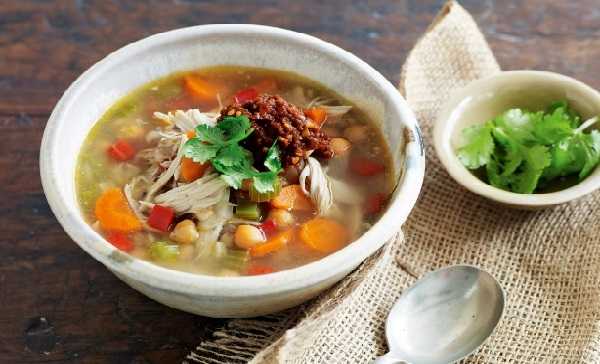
[221,248,250,271]
[457,122,494,169]
[533,107,575,145]
[511,145,551,194]
[235,200,262,220]
[183,138,220,163]
[149,241,180,262]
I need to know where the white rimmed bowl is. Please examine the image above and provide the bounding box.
[40,24,424,318]
[434,70,600,209]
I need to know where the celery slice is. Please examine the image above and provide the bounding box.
[149,241,180,262]
[235,201,262,220]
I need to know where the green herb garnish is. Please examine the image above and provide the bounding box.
[183,115,283,193]
[457,101,600,194]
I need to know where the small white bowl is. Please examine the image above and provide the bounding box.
[434,70,600,209]
[40,25,425,317]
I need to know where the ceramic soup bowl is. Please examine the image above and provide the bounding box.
[40,25,425,318]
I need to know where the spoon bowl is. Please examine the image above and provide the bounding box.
[376,265,504,364]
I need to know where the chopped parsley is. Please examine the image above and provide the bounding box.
[183,115,283,193]
[457,101,600,194]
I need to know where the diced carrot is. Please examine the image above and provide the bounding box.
[249,229,294,257]
[95,188,142,233]
[106,231,134,252]
[180,157,208,182]
[271,185,314,212]
[147,205,175,232]
[247,264,275,275]
[304,107,328,126]
[253,79,277,94]
[234,87,258,104]
[365,193,386,215]
[186,130,196,139]
[183,75,219,103]
[107,139,136,161]
[350,157,385,177]
[299,218,349,253]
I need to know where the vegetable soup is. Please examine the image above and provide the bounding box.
[76,66,394,276]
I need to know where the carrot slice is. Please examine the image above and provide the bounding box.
[299,218,349,253]
[107,139,135,161]
[271,185,314,212]
[249,229,294,257]
[304,107,328,126]
[247,264,275,275]
[95,188,142,233]
[180,157,208,182]
[186,130,196,139]
[183,75,219,102]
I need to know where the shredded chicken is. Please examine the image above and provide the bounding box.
[300,157,363,214]
[306,97,352,118]
[153,173,228,214]
[196,188,233,246]
[153,109,218,131]
[300,157,333,214]
[123,178,161,232]
[144,135,186,201]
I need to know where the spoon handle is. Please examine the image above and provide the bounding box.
[372,352,410,364]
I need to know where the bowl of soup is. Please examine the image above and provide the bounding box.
[40,25,424,317]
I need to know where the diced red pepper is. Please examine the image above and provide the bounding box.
[234,87,259,104]
[260,219,278,236]
[350,157,385,177]
[148,205,175,232]
[106,231,134,252]
[107,139,136,161]
[365,193,386,215]
[247,264,275,275]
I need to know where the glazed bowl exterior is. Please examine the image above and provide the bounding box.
[434,70,600,209]
[40,25,424,317]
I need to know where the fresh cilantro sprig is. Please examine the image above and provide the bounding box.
[457,101,600,194]
[183,115,283,193]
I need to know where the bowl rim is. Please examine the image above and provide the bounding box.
[40,24,425,297]
[434,70,600,207]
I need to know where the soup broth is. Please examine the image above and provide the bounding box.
[76,66,394,276]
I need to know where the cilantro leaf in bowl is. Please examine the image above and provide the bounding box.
[457,101,600,194]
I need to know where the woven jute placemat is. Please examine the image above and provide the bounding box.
[187,2,600,363]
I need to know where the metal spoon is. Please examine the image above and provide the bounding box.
[374,265,505,364]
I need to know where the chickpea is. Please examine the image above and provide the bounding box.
[330,137,352,157]
[170,219,199,245]
[344,125,368,143]
[235,224,266,249]
[268,209,295,228]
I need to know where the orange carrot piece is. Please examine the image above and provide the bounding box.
[247,264,275,275]
[249,229,294,257]
[270,185,314,212]
[180,157,209,182]
[304,107,328,126]
[95,188,142,233]
[253,79,277,94]
[183,75,219,102]
[186,130,196,139]
[299,218,349,253]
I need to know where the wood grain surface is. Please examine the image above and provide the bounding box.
[1,1,599,363]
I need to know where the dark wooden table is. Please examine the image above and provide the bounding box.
[2,1,599,363]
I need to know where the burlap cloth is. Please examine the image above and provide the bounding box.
[187,2,600,363]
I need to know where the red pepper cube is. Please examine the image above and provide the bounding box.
[260,219,278,236]
[234,87,258,104]
[106,231,134,252]
[148,205,175,232]
[365,193,386,215]
[107,139,136,161]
